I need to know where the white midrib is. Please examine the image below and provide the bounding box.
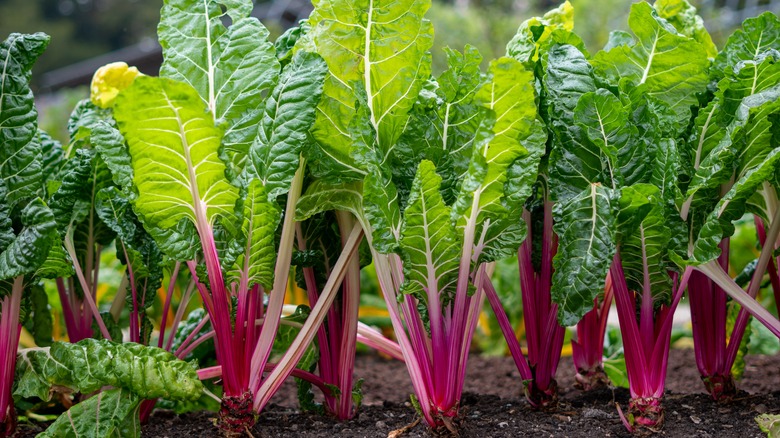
[420,184,439,298]
[640,30,659,85]
[0,35,17,117]
[586,184,598,257]
[364,0,379,138]
[442,103,451,150]
[596,111,615,187]
[694,104,717,170]
[164,88,208,228]
[203,0,216,119]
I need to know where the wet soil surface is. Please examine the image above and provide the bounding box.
[14,349,780,437]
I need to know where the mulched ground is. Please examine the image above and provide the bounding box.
[14,349,780,437]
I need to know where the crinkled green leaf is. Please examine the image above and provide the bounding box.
[456,57,542,263]
[35,241,74,279]
[22,283,53,347]
[399,160,459,304]
[544,44,601,201]
[275,20,309,66]
[159,0,280,171]
[619,186,673,303]
[551,184,618,325]
[37,388,142,438]
[654,0,717,58]
[307,0,434,180]
[720,51,780,125]
[604,31,635,51]
[38,129,65,184]
[590,1,709,125]
[296,180,364,222]
[692,147,780,264]
[226,179,280,290]
[67,100,112,144]
[713,12,780,80]
[92,121,133,190]
[0,198,56,281]
[395,46,486,203]
[14,339,203,402]
[363,167,402,253]
[506,1,574,63]
[573,89,632,186]
[114,76,240,243]
[0,33,49,210]
[651,138,682,217]
[49,149,110,232]
[684,99,728,203]
[246,50,327,200]
[95,187,138,244]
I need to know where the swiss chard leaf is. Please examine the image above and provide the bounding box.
[306,0,434,180]
[399,160,460,304]
[114,76,240,244]
[37,388,142,438]
[0,33,49,211]
[14,339,203,402]
[712,12,780,81]
[159,0,280,173]
[590,1,709,125]
[246,50,328,200]
[551,184,618,325]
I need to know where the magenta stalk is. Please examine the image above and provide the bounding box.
[572,273,613,390]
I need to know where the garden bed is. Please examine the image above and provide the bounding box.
[97,349,780,437]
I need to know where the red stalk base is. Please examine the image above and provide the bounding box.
[218,391,256,436]
[429,404,462,437]
[524,378,559,411]
[0,405,16,438]
[628,397,664,434]
[701,373,737,402]
[574,366,609,391]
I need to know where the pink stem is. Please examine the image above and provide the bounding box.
[158,262,181,349]
[165,278,196,352]
[0,277,24,428]
[483,275,532,379]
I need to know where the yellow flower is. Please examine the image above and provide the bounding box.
[90,62,141,108]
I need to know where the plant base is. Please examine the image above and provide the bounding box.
[217,391,256,437]
[574,366,610,391]
[524,379,559,411]
[0,405,16,438]
[628,396,664,434]
[702,373,737,402]
[430,405,463,437]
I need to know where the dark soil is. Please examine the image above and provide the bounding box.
[14,349,780,437]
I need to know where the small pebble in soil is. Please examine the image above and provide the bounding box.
[375,421,387,429]
[498,422,508,428]
[690,415,701,424]
[582,408,611,419]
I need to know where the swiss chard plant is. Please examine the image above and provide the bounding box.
[106,0,372,433]
[291,0,547,426]
[291,209,366,419]
[541,0,780,432]
[681,11,780,401]
[0,32,59,437]
[499,2,576,407]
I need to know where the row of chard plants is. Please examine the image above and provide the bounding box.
[1,0,780,435]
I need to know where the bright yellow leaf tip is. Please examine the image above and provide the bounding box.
[90,62,141,108]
